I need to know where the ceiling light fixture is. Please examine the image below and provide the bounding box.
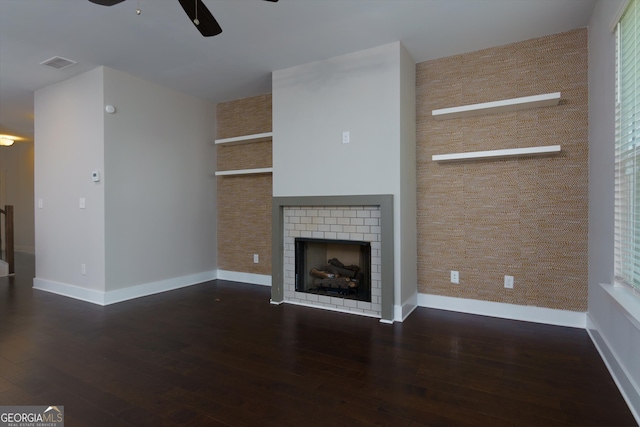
[0,137,15,147]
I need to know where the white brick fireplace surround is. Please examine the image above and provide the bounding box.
[272,195,394,322]
[284,206,382,317]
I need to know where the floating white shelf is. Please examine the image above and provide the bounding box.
[432,92,561,120]
[214,132,273,145]
[432,145,561,162]
[215,167,273,176]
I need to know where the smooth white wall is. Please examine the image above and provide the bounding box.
[273,42,418,319]
[34,67,106,291]
[0,141,35,253]
[588,0,640,420]
[103,67,216,291]
[273,42,402,198]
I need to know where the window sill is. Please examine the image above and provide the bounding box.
[600,283,640,332]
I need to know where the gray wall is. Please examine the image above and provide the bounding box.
[34,66,217,302]
[103,67,217,291]
[34,67,106,291]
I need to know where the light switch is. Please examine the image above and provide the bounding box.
[79,197,86,209]
[342,131,350,144]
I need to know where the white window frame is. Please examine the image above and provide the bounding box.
[614,0,640,293]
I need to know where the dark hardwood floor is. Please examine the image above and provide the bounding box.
[0,253,636,426]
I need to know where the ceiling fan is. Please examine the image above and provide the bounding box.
[88,0,278,37]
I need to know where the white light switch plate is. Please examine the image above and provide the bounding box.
[342,131,350,144]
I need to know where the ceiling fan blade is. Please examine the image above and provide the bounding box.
[88,0,127,5]
[178,0,222,37]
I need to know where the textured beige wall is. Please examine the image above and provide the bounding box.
[216,93,272,139]
[216,94,272,275]
[416,28,588,311]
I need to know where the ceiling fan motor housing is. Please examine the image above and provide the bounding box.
[88,0,278,37]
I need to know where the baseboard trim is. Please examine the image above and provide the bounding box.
[417,293,586,328]
[394,291,418,322]
[34,270,217,306]
[216,270,272,286]
[587,315,640,425]
[33,278,106,305]
[103,271,217,305]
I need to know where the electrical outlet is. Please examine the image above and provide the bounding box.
[450,270,459,284]
[504,275,514,289]
[253,254,259,264]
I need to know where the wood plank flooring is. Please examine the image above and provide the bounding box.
[0,253,636,426]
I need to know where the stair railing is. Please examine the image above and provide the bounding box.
[0,205,14,274]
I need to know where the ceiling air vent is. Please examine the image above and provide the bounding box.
[40,56,77,70]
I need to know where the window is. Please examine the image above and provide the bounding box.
[615,0,640,291]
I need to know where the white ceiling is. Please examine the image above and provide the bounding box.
[0,0,596,142]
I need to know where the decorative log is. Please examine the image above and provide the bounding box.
[323,264,357,279]
[328,258,345,268]
[310,268,335,279]
[313,277,358,289]
[328,258,360,273]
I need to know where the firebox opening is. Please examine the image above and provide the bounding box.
[295,238,371,302]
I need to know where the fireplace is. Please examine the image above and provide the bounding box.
[271,195,394,321]
[295,237,371,302]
